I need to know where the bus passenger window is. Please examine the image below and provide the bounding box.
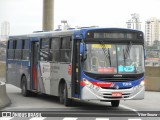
[8,40,13,49]
[13,40,17,59]
[50,38,61,62]
[8,40,14,59]
[41,38,50,49]
[22,40,30,60]
[60,37,72,63]
[40,38,50,61]
[51,38,60,49]
[15,40,22,60]
[49,50,60,62]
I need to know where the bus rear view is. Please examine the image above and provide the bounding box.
[77,28,145,107]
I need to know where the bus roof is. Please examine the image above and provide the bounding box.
[9,28,143,40]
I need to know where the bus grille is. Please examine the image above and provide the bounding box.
[101,87,132,89]
[102,93,131,99]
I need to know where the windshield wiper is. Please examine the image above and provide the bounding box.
[123,42,132,65]
[99,40,111,67]
[123,49,126,66]
[124,42,132,59]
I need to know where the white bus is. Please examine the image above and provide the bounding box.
[6,28,145,107]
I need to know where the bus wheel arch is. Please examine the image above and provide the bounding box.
[58,79,65,103]
[21,74,30,97]
[58,79,72,106]
[20,74,25,86]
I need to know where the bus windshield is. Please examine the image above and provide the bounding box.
[82,43,144,74]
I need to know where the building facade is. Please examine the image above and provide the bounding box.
[126,13,141,30]
[145,17,160,46]
[1,21,10,42]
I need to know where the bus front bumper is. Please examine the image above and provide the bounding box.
[81,85,145,101]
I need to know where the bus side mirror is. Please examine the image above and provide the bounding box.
[80,43,85,55]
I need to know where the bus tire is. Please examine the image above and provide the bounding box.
[21,76,30,97]
[59,83,64,104]
[59,82,72,106]
[111,100,120,107]
[64,83,72,106]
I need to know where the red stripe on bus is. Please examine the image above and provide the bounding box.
[68,64,72,75]
[92,82,113,87]
[32,65,37,90]
[80,81,85,86]
[80,81,113,87]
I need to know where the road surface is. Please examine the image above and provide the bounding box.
[1,84,160,119]
[2,84,160,110]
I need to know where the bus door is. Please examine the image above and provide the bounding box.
[72,40,80,98]
[31,41,39,91]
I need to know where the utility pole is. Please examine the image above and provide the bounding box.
[43,0,54,31]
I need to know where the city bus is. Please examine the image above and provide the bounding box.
[6,28,145,107]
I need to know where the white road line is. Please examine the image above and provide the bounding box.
[29,117,46,120]
[0,118,14,120]
[96,118,109,120]
[63,118,78,120]
[128,118,141,120]
[120,104,137,112]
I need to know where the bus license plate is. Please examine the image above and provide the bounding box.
[112,92,122,97]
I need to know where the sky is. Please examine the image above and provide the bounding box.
[0,0,160,35]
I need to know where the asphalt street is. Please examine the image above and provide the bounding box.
[2,84,160,111]
[1,83,160,118]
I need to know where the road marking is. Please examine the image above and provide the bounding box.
[63,118,78,120]
[96,118,109,120]
[0,118,14,120]
[29,117,46,120]
[128,118,141,120]
[120,104,137,112]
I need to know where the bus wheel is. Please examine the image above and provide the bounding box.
[59,83,65,104]
[63,83,72,106]
[59,83,72,106]
[21,76,30,97]
[111,100,120,107]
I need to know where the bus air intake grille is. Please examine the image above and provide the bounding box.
[102,93,131,99]
[101,87,132,89]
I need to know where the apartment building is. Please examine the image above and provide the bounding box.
[126,13,141,30]
[145,17,160,46]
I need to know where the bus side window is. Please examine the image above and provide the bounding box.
[13,40,17,59]
[8,40,14,59]
[60,37,72,63]
[40,38,50,61]
[50,37,61,62]
[15,40,22,60]
[22,40,30,60]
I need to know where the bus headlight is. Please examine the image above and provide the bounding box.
[83,78,92,86]
[140,81,145,86]
[95,86,100,91]
[83,78,100,91]
[133,81,145,90]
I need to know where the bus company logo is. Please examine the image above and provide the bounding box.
[114,75,122,77]
[115,85,119,89]
[42,66,50,73]
[110,83,115,87]
[2,112,11,117]
[110,83,119,89]
[123,82,132,86]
